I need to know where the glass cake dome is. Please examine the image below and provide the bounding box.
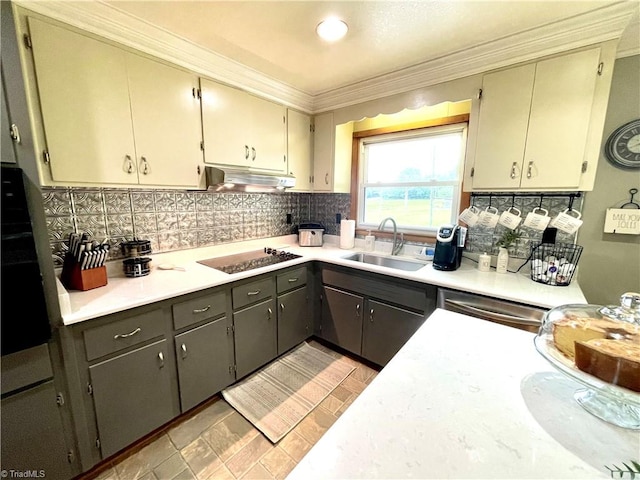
[534,293,640,430]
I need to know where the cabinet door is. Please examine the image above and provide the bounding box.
[312,112,334,191]
[1,381,73,479]
[277,287,310,355]
[362,300,425,366]
[250,95,287,172]
[521,48,601,189]
[287,109,312,191]
[234,298,277,379]
[89,339,176,458]
[471,64,535,190]
[28,18,137,184]
[1,73,16,164]
[320,285,363,356]
[126,54,202,187]
[175,317,235,412]
[201,78,252,167]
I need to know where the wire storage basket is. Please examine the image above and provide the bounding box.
[530,243,583,286]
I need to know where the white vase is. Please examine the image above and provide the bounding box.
[496,247,509,274]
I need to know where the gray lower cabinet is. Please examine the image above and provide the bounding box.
[175,317,235,412]
[362,299,425,366]
[234,297,277,379]
[278,286,310,355]
[89,339,175,458]
[320,285,364,356]
[1,380,74,478]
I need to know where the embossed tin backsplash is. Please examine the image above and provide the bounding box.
[42,188,580,266]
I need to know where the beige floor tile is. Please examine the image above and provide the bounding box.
[204,465,235,480]
[172,469,197,480]
[180,437,223,480]
[330,385,352,402]
[169,400,234,450]
[350,364,377,383]
[94,466,119,480]
[201,412,260,462]
[153,452,189,479]
[136,472,157,480]
[341,375,368,394]
[259,447,296,480]
[240,462,274,480]
[318,394,343,414]
[278,431,311,463]
[335,393,357,417]
[116,435,177,480]
[365,371,378,385]
[225,434,272,478]
[293,407,337,445]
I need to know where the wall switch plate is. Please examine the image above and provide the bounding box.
[286,213,292,224]
[336,213,341,224]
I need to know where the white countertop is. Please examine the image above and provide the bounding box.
[287,309,640,480]
[57,235,587,325]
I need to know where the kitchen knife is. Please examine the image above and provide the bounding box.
[80,251,90,270]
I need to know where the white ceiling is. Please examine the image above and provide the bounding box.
[16,0,639,112]
[104,0,640,96]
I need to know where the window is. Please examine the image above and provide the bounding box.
[357,123,467,234]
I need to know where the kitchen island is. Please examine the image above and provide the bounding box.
[287,309,639,479]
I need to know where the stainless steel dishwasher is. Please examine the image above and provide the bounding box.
[437,288,547,333]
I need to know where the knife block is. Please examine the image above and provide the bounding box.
[61,258,108,291]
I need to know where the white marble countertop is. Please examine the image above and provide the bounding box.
[57,235,587,325]
[287,309,640,479]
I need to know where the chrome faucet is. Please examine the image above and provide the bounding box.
[377,217,404,255]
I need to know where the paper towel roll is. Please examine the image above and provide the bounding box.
[340,219,355,249]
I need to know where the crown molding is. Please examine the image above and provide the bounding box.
[312,2,637,113]
[14,0,637,115]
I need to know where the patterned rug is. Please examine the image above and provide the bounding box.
[222,342,355,443]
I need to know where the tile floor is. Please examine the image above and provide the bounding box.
[82,340,379,480]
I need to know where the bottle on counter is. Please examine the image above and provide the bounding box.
[365,230,375,251]
[496,247,509,274]
[478,252,491,272]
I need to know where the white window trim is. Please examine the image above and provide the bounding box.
[357,123,468,235]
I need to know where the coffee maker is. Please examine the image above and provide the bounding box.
[433,224,467,271]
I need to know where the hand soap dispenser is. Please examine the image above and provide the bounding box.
[365,230,375,251]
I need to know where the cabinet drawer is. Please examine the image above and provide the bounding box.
[84,309,164,361]
[232,277,274,310]
[172,291,226,330]
[276,267,307,293]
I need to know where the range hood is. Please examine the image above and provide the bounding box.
[205,166,295,192]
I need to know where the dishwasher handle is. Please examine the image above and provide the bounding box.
[443,299,541,328]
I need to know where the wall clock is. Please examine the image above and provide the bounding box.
[604,119,640,169]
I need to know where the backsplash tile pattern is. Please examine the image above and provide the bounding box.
[42,187,311,266]
[42,188,582,266]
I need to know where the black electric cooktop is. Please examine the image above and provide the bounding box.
[197,247,301,274]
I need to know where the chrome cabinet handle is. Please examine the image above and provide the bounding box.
[113,327,141,340]
[9,124,21,143]
[509,162,519,179]
[526,161,534,179]
[180,343,187,359]
[124,155,135,174]
[287,278,299,283]
[247,290,261,296]
[369,309,374,322]
[158,351,165,368]
[267,307,272,320]
[325,173,329,185]
[356,304,360,316]
[280,303,285,311]
[251,147,256,161]
[245,145,250,159]
[192,305,211,314]
[140,156,150,175]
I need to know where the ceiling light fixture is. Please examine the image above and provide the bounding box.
[316,17,348,42]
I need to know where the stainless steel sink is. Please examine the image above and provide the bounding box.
[342,252,428,271]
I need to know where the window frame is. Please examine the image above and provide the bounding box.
[349,114,471,241]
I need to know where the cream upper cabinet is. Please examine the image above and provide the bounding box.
[287,109,312,192]
[28,17,202,187]
[201,79,286,173]
[312,113,352,193]
[470,47,604,191]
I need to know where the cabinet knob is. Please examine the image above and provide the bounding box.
[140,156,150,175]
[325,173,329,185]
[267,307,273,320]
[124,155,135,174]
[251,147,256,161]
[280,303,285,311]
[245,145,250,159]
[526,161,534,179]
[181,343,187,359]
[158,351,165,368]
[356,304,360,317]
[369,309,375,322]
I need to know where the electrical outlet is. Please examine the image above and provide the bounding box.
[286,213,292,224]
[336,213,342,224]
